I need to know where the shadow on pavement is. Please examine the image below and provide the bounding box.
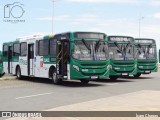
[120,76,153,80]
[59,80,104,87]
[21,76,52,84]
[91,79,134,83]
[19,77,103,87]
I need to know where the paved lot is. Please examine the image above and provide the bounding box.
[0,71,159,120]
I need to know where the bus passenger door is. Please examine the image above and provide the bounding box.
[28,44,34,76]
[8,46,12,74]
[56,40,69,78]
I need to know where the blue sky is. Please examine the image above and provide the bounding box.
[0,0,160,50]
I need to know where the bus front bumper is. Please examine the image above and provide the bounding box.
[137,66,158,74]
[70,63,110,80]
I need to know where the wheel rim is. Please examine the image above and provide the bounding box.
[52,72,56,82]
[17,69,20,78]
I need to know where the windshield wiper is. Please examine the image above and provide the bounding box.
[145,44,152,59]
[136,44,142,57]
[123,42,131,55]
[81,39,91,51]
[114,42,123,55]
[95,39,102,51]
[147,44,152,53]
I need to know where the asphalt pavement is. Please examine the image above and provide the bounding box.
[0,71,159,120]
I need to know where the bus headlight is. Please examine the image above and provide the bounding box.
[73,65,80,71]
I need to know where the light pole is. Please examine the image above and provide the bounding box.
[52,0,55,34]
[138,16,144,38]
[51,0,62,34]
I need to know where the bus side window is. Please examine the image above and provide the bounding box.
[20,42,27,56]
[13,43,20,56]
[39,39,49,56]
[3,45,8,57]
[30,45,34,59]
[36,40,39,56]
[50,39,56,56]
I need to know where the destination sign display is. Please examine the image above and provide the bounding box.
[74,32,105,39]
[108,36,133,42]
[135,39,155,44]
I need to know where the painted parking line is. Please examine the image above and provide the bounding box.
[15,92,53,100]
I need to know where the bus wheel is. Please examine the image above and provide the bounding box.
[16,67,22,79]
[80,80,89,84]
[134,73,141,78]
[110,76,118,80]
[52,70,61,84]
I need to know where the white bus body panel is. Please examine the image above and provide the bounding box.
[19,57,28,76]
[12,62,19,75]
[3,62,8,74]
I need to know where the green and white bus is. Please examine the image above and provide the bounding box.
[3,32,110,84]
[134,38,158,77]
[0,51,4,77]
[108,36,137,80]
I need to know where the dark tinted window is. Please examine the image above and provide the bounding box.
[0,56,2,63]
[20,42,27,56]
[3,45,8,56]
[50,39,57,56]
[39,40,49,56]
[13,43,20,56]
[36,40,39,55]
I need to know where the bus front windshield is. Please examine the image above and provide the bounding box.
[72,40,108,61]
[109,43,134,60]
[136,45,157,60]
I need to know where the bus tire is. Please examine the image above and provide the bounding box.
[134,73,141,78]
[16,67,22,79]
[110,76,118,80]
[52,69,61,84]
[80,79,89,84]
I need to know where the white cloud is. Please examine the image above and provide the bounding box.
[36,17,52,21]
[66,0,139,4]
[35,13,160,49]
[35,15,71,21]
[153,13,160,19]
[149,0,160,6]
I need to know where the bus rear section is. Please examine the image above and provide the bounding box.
[0,51,4,76]
[134,38,158,77]
[108,36,137,80]
[3,41,20,75]
[54,32,110,84]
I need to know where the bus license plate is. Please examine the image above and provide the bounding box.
[145,71,150,73]
[91,76,98,79]
[122,73,128,76]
